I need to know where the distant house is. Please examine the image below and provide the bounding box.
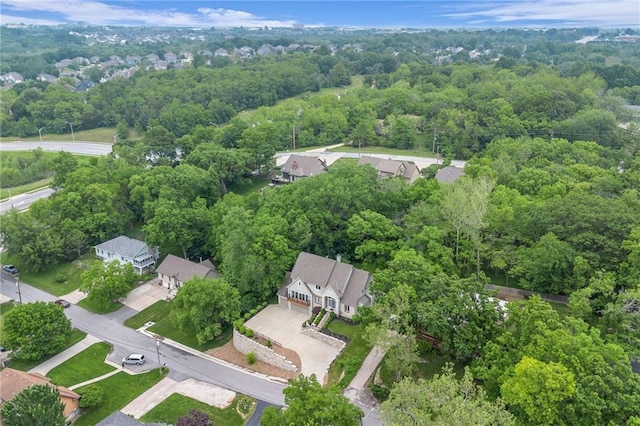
[0,368,80,421]
[155,254,219,290]
[435,166,465,184]
[213,48,229,57]
[257,44,276,56]
[146,53,160,62]
[1,72,24,85]
[164,52,178,63]
[94,236,159,274]
[37,73,58,84]
[278,252,373,319]
[279,154,327,183]
[358,156,421,184]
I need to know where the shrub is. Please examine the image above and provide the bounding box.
[370,384,390,402]
[233,319,245,330]
[246,351,256,365]
[338,356,362,387]
[244,312,251,320]
[78,384,104,409]
[312,306,322,315]
[250,308,257,316]
[238,325,246,335]
[238,397,254,415]
[55,274,67,284]
[245,328,254,338]
[266,340,272,348]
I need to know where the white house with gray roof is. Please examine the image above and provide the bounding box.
[94,236,159,274]
[155,254,219,290]
[278,252,373,319]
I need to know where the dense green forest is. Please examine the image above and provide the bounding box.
[1,27,639,424]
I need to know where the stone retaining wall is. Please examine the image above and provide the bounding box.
[301,327,346,349]
[232,329,297,372]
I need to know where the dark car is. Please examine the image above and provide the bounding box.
[54,299,71,308]
[2,265,18,275]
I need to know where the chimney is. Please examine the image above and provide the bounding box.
[336,254,341,263]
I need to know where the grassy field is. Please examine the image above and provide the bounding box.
[0,251,96,296]
[7,329,87,371]
[326,320,373,387]
[124,300,232,351]
[227,178,272,196]
[74,369,167,426]
[0,127,140,144]
[47,342,115,387]
[140,393,248,425]
[328,144,436,158]
[0,178,52,200]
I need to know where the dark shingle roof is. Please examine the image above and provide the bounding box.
[94,236,153,259]
[435,166,465,184]
[282,155,327,178]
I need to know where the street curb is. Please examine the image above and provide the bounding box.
[136,326,289,385]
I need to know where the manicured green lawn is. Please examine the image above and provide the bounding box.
[0,251,96,296]
[0,127,139,144]
[0,178,52,200]
[76,297,123,314]
[124,300,232,351]
[227,178,272,196]
[74,369,167,426]
[8,329,87,371]
[140,393,247,425]
[328,145,435,158]
[326,320,373,387]
[47,342,115,387]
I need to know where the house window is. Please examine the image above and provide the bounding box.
[314,296,321,304]
[316,285,321,290]
[326,297,336,310]
[345,305,350,312]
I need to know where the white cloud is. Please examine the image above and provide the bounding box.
[0,0,299,27]
[446,0,640,27]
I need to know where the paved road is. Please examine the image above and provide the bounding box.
[0,187,54,214]
[0,141,112,156]
[0,275,286,406]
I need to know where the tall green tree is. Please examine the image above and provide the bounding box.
[380,366,514,426]
[2,302,72,360]
[0,384,66,426]
[171,277,241,345]
[261,375,363,426]
[80,260,137,306]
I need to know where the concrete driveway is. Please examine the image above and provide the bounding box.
[245,305,342,384]
[120,278,169,311]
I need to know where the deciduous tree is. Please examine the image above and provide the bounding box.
[2,302,71,360]
[0,384,66,426]
[80,260,137,306]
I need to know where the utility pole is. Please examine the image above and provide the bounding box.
[15,278,22,304]
[38,127,45,143]
[67,122,75,143]
[432,127,438,154]
[292,125,295,150]
[155,336,164,375]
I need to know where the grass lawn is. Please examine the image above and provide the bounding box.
[47,342,115,388]
[326,320,373,387]
[124,300,232,351]
[0,127,140,144]
[227,178,272,196]
[328,144,435,158]
[74,369,167,426]
[0,178,52,200]
[140,393,248,425]
[8,329,87,371]
[77,297,123,314]
[0,251,96,296]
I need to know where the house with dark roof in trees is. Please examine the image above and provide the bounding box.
[358,156,421,184]
[278,154,328,183]
[278,252,373,319]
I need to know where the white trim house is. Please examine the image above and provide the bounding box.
[94,236,159,275]
[278,252,373,319]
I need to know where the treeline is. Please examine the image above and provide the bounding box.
[0,149,52,188]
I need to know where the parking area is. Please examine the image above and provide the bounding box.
[120,278,169,311]
[244,305,342,384]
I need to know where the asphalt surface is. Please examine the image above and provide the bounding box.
[0,187,54,214]
[0,141,113,156]
[0,273,286,406]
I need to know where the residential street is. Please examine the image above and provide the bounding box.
[0,187,54,214]
[0,276,287,406]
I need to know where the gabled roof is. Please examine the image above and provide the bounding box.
[289,252,371,305]
[0,368,79,403]
[435,166,465,184]
[94,236,153,259]
[156,254,218,283]
[282,155,327,178]
[358,156,421,183]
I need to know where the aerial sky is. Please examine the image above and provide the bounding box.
[1,0,639,28]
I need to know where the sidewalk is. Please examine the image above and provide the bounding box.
[29,334,101,375]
